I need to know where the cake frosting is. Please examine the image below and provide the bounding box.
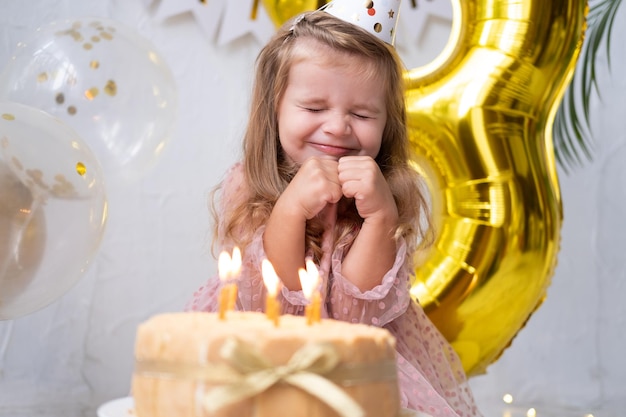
[131,311,401,417]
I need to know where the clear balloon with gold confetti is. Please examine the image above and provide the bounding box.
[0,101,107,320]
[0,17,178,184]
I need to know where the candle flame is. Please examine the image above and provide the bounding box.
[218,247,242,282]
[299,258,320,300]
[305,258,319,279]
[298,268,312,299]
[218,251,231,281]
[262,259,280,297]
[231,246,242,276]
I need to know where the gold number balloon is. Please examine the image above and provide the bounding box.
[261,0,588,375]
[406,0,586,375]
[260,0,327,26]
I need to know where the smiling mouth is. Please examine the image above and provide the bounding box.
[311,143,353,157]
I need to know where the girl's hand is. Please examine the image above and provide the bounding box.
[338,156,398,223]
[280,157,343,220]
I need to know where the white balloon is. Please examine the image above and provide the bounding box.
[0,102,108,319]
[0,17,178,184]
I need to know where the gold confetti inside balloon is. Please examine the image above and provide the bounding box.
[0,102,107,320]
[406,0,587,375]
[0,18,178,185]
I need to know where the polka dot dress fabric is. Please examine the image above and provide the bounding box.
[186,163,483,417]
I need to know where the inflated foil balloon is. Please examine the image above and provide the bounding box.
[405,0,586,375]
[0,18,177,184]
[262,0,587,375]
[260,0,327,26]
[0,102,107,320]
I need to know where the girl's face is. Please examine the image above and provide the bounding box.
[277,45,387,164]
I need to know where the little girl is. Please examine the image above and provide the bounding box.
[187,2,482,416]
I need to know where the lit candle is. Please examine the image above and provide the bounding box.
[306,259,322,324]
[218,251,230,320]
[299,258,321,325]
[261,259,281,326]
[227,247,241,311]
[217,247,240,320]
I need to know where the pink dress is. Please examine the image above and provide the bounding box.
[186,163,482,417]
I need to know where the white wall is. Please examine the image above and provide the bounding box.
[0,1,624,416]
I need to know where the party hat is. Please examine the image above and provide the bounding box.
[323,0,401,45]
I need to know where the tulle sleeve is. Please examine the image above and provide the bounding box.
[234,226,308,316]
[326,237,413,327]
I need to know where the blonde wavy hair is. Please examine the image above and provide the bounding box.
[212,11,432,269]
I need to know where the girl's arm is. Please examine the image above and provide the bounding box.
[188,162,331,315]
[263,194,307,290]
[263,157,342,290]
[337,156,399,291]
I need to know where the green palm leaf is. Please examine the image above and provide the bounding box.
[553,0,623,173]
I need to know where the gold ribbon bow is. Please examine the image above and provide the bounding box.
[202,337,365,417]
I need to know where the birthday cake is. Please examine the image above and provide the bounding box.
[131,311,401,417]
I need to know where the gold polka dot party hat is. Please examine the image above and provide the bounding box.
[323,0,401,45]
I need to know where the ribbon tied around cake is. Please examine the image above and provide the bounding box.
[135,336,398,417]
[203,337,366,417]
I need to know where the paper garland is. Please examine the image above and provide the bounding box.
[145,0,452,47]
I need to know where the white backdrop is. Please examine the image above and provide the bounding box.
[0,1,625,416]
